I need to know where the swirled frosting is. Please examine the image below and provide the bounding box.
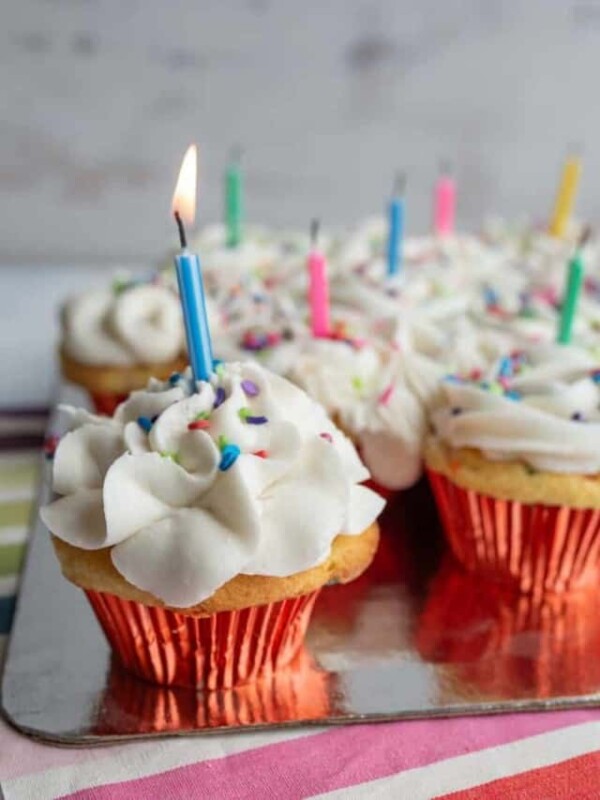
[61,279,188,367]
[430,344,600,473]
[41,362,385,607]
[290,339,443,488]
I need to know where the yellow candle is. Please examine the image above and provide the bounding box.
[549,155,582,238]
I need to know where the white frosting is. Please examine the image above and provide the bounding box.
[42,362,385,607]
[61,282,187,367]
[290,339,443,489]
[191,224,281,290]
[431,344,600,473]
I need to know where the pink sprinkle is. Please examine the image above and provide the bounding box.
[320,432,333,443]
[498,376,510,389]
[378,384,395,406]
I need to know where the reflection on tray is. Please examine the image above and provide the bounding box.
[417,557,600,700]
[95,648,332,735]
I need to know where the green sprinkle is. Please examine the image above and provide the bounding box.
[238,407,251,420]
[351,376,364,392]
[215,362,226,377]
[488,382,504,395]
[194,411,210,421]
[218,435,229,451]
[160,451,180,464]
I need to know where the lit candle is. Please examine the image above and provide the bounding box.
[225,145,243,248]
[308,219,330,337]
[549,153,582,238]
[557,227,590,345]
[172,145,214,382]
[433,160,455,237]
[386,172,405,277]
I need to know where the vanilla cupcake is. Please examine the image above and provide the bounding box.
[60,274,191,414]
[290,337,442,491]
[330,217,501,320]
[425,344,600,594]
[41,362,384,688]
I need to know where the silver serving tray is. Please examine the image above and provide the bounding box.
[2,387,600,745]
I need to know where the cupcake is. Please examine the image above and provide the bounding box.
[60,274,190,414]
[425,343,600,594]
[41,361,384,688]
[330,217,501,321]
[290,337,441,492]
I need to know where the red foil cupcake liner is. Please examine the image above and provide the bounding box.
[364,477,396,501]
[85,589,320,689]
[90,392,127,416]
[427,469,600,595]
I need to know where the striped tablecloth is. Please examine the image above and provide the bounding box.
[1,410,599,800]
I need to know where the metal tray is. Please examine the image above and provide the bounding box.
[2,388,600,745]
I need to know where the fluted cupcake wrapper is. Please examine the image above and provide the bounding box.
[86,589,320,689]
[89,392,127,416]
[427,469,600,595]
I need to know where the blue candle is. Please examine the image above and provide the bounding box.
[174,220,213,382]
[386,172,406,277]
[171,145,213,384]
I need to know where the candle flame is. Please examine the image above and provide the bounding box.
[171,145,197,226]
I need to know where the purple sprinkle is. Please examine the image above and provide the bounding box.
[572,412,584,422]
[213,387,226,409]
[241,379,260,397]
[246,415,268,425]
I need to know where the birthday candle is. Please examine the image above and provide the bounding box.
[549,153,582,238]
[308,219,330,337]
[433,161,455,237]
[172,145,214,382]
[386,173,405,277]
[225,146,243,248]
[557,228,589,345]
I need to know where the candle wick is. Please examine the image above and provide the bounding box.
[310,218,320,248]
[229,144,244,165]
[578,225,592,251]
[393,171,406,198]
[174,210,188,249]
[438,158,452,177]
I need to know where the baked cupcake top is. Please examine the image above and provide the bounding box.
[430,344,600,474]
[61,275,188,367]
[41,362,385,607]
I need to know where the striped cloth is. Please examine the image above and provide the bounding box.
[1,411,599,800]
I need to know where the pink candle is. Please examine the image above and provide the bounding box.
[308,219,330,338]
[433,164,456,237]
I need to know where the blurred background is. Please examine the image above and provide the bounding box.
[2,0,600,404]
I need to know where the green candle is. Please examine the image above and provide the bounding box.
[557,251,584,344]
[225,149,243,248]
